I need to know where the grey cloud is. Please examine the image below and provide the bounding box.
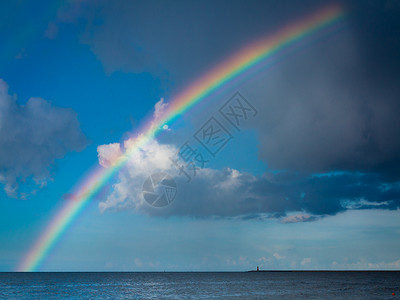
[164,171,399,219]
[0,79,87,198]
[82,0,324,86]
[107,163,400,221]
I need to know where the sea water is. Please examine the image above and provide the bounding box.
[0,271,399,299]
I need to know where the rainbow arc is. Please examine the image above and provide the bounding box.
[18,4,346,272]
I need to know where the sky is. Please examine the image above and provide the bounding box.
[0,0,400,271]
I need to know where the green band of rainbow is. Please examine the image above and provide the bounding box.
[18,3,346,272]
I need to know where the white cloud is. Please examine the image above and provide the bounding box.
[301,258,311,265]
[332,259,400,270]
[273,253,285,260]
[151,98,172,131]
[153,98,168,121]
[134,258,143,267]
[98,137,177,212]
[97,133,256,215]
[97,98,178,212]
[0,79,87,198]
[97,143,122,168]
[281,214,318,224]
[214,168,242,191]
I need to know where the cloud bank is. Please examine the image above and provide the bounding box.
[0,79,87,198]
[97,136,400,222]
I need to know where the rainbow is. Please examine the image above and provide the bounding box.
[18,4,346,272]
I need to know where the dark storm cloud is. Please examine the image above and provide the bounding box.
[347,0,400,83]
[241,34,400,179]
[236,0,400,181]
[137,169,400,220]
[0,80,87,198]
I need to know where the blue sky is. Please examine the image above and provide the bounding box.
[1,0,400,271]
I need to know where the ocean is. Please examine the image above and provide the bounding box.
[0,271,399,299]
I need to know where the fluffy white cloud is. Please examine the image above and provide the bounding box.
[273,253,285,260]
[153,98,168,121]
[332,259,400,270]
[97,143,122,168]
[281,214,318,224]
[98,137,177,212]
[97,134,255,215]
[0,79,87,198]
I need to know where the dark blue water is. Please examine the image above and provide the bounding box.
[0,272,399,299]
